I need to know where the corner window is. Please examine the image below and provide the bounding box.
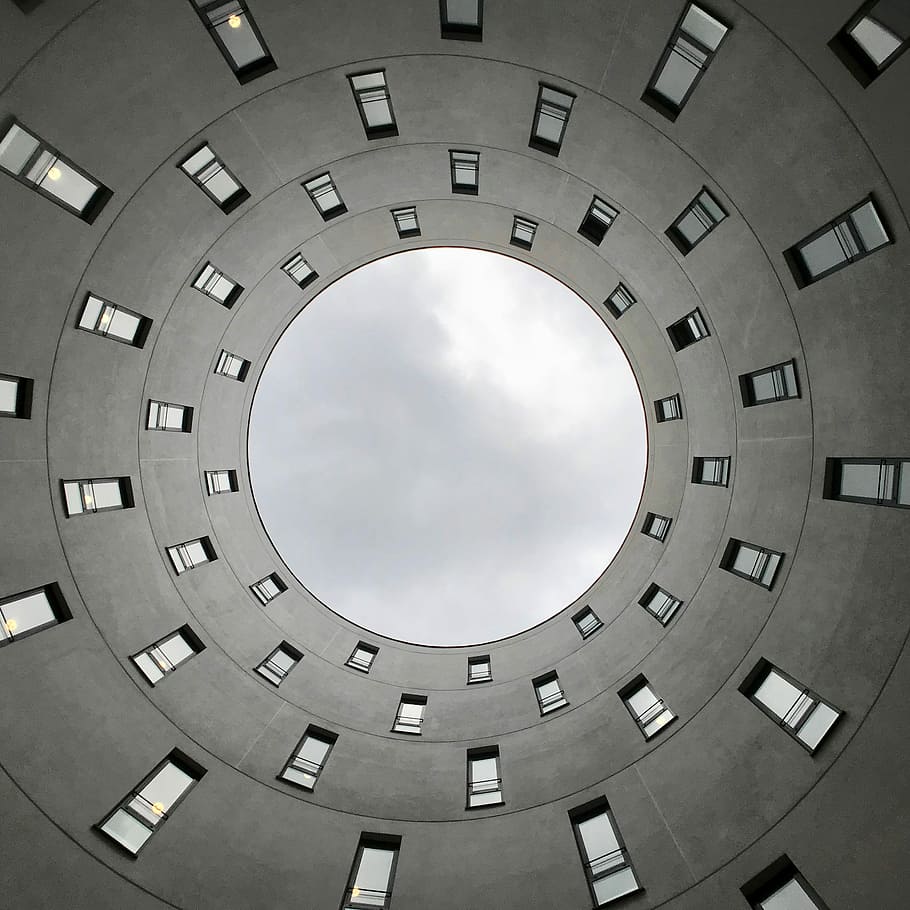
[823,457,910,508]
[0,584,71,646]
[214,349,250,381]
[740,360,800,407]
[392,694,427,734]
[349,70,398,139]
[667,308,709,351]
[720,539,784,589]
[341,834,401,910]
[96,750,205,856]
[62,477,133,516]
[467,747,503,808]
[391,206,420,238]
[742,855,831,909]
[529,84,575,155]
[303,171,346,220]
[605,283,635,318]
[166,537,215,575]
[188,1,276,84]
[830,1,909,86]
[510,215,538,250]
[573,606,603,639]
[666,187,727,254]
[279,726,337,790]
[578,196,619,245]
[281,252,318,288]
[250,572,287,605]
[77,294,151,347]
[178,143,249,214]
[533,670,568,715]
[255,641,303,686]
[440,0,483,40]
[192,262,243,308]
[130,625,205,685]
[692,455,730,486]
[467,654,492,684]
[740,659,842,753]
[0,117,111,222]
[204,469,238,495]
[642,2,729,121]
[0,374,33,419]
[147,400,193,432]
[639,583,682,625]
[347,642,378,673]
[654,394,682,422]
[642,512,672,542]
[449,150,480,194]
[619,674,676,739]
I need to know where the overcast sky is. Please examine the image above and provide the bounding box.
[248,248,646,645]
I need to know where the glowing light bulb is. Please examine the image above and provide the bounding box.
[99,309,112,326]
[152,802,165,816]
[83,494,94,506]
[4,619,18,633]
[351,888,360,898]
[47,166,62,181]
[228,13,242,27]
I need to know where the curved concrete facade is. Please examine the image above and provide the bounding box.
[1,1,907,907]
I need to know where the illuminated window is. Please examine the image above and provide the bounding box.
[303,172,346,220]
[655,394,682,422]
[467,654,492,684]
[692,455,730,486]
[204,469,238,495]
[449,150,479,195]
[667,308,710,350]
[642,512,672,542]
[529,84,575,155]
[340,834,401,910]
[281,252,318,288]
[533,670,568,715]
[391,206,420,238]
[823,457,910,509]
[510,215,538,250]
[573,606,603,639]
[250,572,287,605]
[467,746,503,808]
[348,70,398,139]
[605,284,635,318]
[392,694,427,734]
[188,1,276,83]
[741,360,800,407]
[619,674,676,740]
[255,641,303,686]
[147,400,193,432]
[214,350,250,381]
[0,374,33,419]
[0,584,71,646]
[720,539,784,589]
[192,262,243,308]
[347,642,378,673]
[166,537,216,575]
[830,1,910,86]
[178,143,249,214]
[578,196,619,245]
[62,477,133,516]
[279,726,337,790]
[131,626,205,685]
[76,294,151,347]
[666,187,727,254]
[440,0,483,40]
[639,583,682,625]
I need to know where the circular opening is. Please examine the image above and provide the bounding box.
[249,248,647,645]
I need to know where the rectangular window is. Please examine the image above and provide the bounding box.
[204,469,238,495]
[639,583,682,625]
[279,725,337,790]
[533,670,568,715]
[255,641,303,686]
[391,206,420,238]
[62,477,133,516]
[192,262,243,308]
[529,84,575,155]
[250,572,287,605]
[692,455,730,486]
[214,349,250,381]
[510,215,538,250]
[281,252,318,288]
[467,747,503,808]
[96,750,205,857]
[188,1,276,84]
[655,394,682,422]
[605,283,635,318]
[467,654,492,684]
[667,308,709,351]
[742,855,830,910]
[720,539,784,589]
[392,694,427,734]
[341,834,401,910]
[166,536,215,575]
[0,373,33,419]
[830,0,910,87]
[449,149,480,195]
[440,0,483,41]
[740,360,800,407]
[667,187,727,254]
[569,797,642,907]
[0,584,71,646]
[303,171,346,220]
[573,606,603,639]
[784,196,891,287]
[147,400,193,432]
[823,457,910,508]
[619,674,676,739]
[740,659,843,753]
[642,512,672,542]
[643,2,730,121]
[347,642,378,673]
[349,70,398,139]
[0,117,111,222]
[130,625,205,685]
[77,294,151,347]
[578,196,619,245]
[178,143,249,214]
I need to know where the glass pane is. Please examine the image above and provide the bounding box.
[282,765,317,788]
[134,652,165,684]
[676,209,708,244]
[751,371,778,402]
[469,787,503,806]
[732,543,761,575]
[759,552,781,586]
[537,678,560,700]
[839,462,888,499]
[5,590,55,634]
[258,664,283,685]
[78,295,104,330]
[798,230,847,277]
[849,16,902,66]
[578,812,620,868]
[91,479,123,510]
[535,109,565,144]
[398,700,424,720]
[40,159,97,212]
[643,707,675,737]
[163,406,185,430]
[361,96,394,128]
[682,4,728,50]
[160,633,195,667]
[298,735,332,768]
[204,168,241,203]
[354,846,394,897]
[317,187,342,211]
[445,0,480,25]
[898,463,910,505]
[698,191,725,223]
[181,146,214,175]
[107,309,141,342]
[653,50,700,105]
[272,649,296,672]
[137,762,194,817]
[849,200,890,251]
[213,15,268,69]
[100,809,152,854]
[626,684,657,718]
[781,362,797,394]
[470,756,497,784]
[593,866,639,905]
[210,275,235,302]
[754,670,802,719]
[797,702,840,750]
[352,72,386,90]
[0,123,39,174]
[183,540,208,565]
[761,877,819,910]
[63,482,84,515]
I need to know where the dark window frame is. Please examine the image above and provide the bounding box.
[392,694,427,735]
[439,0,483,41]
[666,187,728,254]
[348,69,399,140]
[391,206,421,238]
[250,572,287,605]
[281,252,319,289]
[60,476,134,517]
[467,654,492,684]
[146,399,194,433]
[691,455,730,486]
[129,624,205,686]
[166,536,216,575]
[214,350,250,381]
[720,538,784,590]
[741,854,830,909]
[605,283,636,318]
[641,512,672,542]
[510,215,538,250]
[449,149,480,195]
[528,82,576,156]
[533,670,569,715]
[191,262,243,308]
[618,674,677,741]
[204,468,239,495]
[187,0,277,84]
[466,745,504,809]
[638,582,683,625]
[255,640,303,686]
[823,456,910,509]
[75,293,152,348]
[829,1,910,87]
[346,641,379,673]
[740,359,800,407]
[340,833,402,910]
[654,394,682,422]
[572,605,603,639]
[303,171,347,220]
[0,583,71,647]
[578,195,619,245]
[177,142,250,214]
[278,724,338,791]
[667,308,710,351]
[0,374,34,419]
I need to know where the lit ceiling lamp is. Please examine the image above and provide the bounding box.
[4,618,18,633]
[47,165,62,181]
[152,802,165,816]
[228,14,242,28]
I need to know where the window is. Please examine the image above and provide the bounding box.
[349,71,398,139]
[573,606,603,639]
[250,572,287,605]
[467,654,492,684]
[130,626,205,685]
[740,659,843,753]
[667,308,709,351]
[341,834,401,910]
[147,400,193,432]
[188,1,276,84]
[605,283,635,318]
[281,252,318,288]
[467,747,503,808]
[533,670,568,715]
[619,674,676,739]
[830,1,910,86]
[784,196,891,288]
[0,584,71,646]
[279,726,337,790]
[255,641,303,686]
[823,457,910,508]
[449,150,479,194]
[96,750,204,857]
[214,350,250,381]
[440,0,483,40]
[303,172,346,220]
[191,262,243,308]
[62,477,133,516]
[204,469,238,495]
[510,215,538,250]
[643,2,729,121]
[0,117,111,222]
[178,143,249,214]
[166,537,215,575]
[347,642,378,673]
[391,206,420,238]
[692,455,730,486]
[741,360,800,407]
[642,512,672,542]
[77,294,151,347]
[720,539,784,589]
[578,196,619,245]
[529,84,575,155]
[0,373,33,418]
[666,187,727,254]
[654,394,682,422]
[639,583,682,625]
[569,797,642,907]
[392,694,427,734]
[742,855,831,910]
